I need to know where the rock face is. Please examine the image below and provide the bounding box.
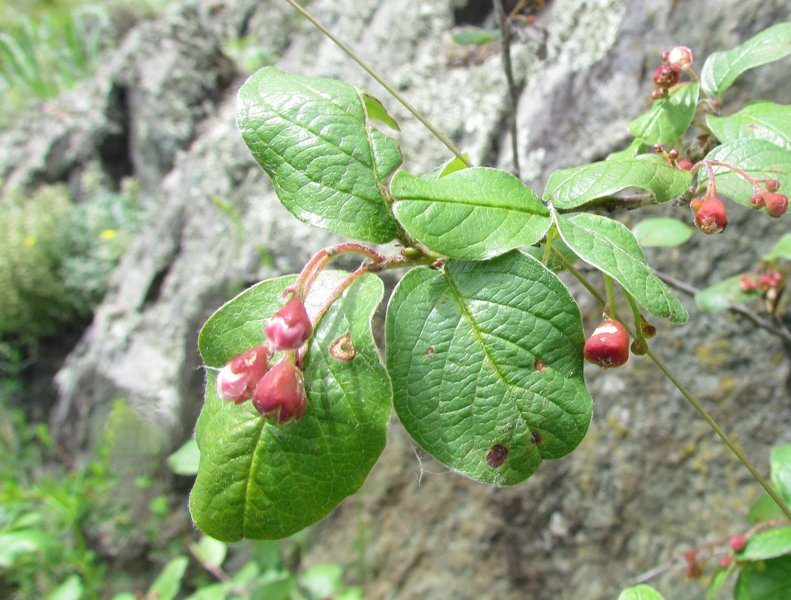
[2,0,789,597]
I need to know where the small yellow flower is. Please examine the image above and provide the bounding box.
[24,235,37,247]
[100,229,118,241]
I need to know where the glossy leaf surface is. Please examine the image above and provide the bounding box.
[631,217,693,248]
[386,251,592,485]
[701,22,791,97]
[238,67,401,243]
[391,167,551,260]
[737,527,791,561]
[555,213,688,324]
[191,272,391,540]
[544,156,691,210]
[628,83,699,145]
[700,139,791,207]
[707,102,791,151]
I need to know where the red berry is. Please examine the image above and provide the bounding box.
[729,535,747,552]
[583,319,630,368]
[677,159,693,170]
[694,196,727,234]
[764,192,788,218]
[653,65,680,87]
[252,360,307,423]
[666,46,694,71]
[216,345,271,404]
[749,192,765,209]
[265,295,313,350]
[719,556,732,569]
[765,179,781,192]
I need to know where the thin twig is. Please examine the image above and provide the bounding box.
[494,0,521,178]
[283,0,470,166]
[654,269,791,345]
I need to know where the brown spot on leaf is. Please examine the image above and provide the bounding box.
[329,334,355,361]
[486,444,508,468]
[425,346,434,357]
[531,430,543,445]
[534,358,545,371]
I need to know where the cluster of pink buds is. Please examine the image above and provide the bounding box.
[651,45,693,100]
[690,195,727,234]
[739,265,784,293]
[749,185,788,218]
[214,294,313,424]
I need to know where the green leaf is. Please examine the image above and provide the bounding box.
[361,93,399,131]
[735,555,791,600]
[0,530,45,567]
[166,437,200,476]
[738,527,791,561]
[237,67,401,243]
[628,83,699,145]
[748,492,786,524]
[694,275,755,314]
[771,444,791,506]
[763,234,791,262]
[148,556,189,600]
[701,23,791,97]
[554,213,688,324]
[299,563,343,598]
[707,564,735,600]
[707,102,791,151]
[700,139,791,207]
[451,28,501,45]
[631,217,693,248]
[190,535,227,569]
[190,272,391,540]
[521,239,578,272]
[45,575,83,600]
[386,251,592,485]
[544,155,692,210]
[391,167,551,260]
[184,583,230,600]
[618,584,665,600]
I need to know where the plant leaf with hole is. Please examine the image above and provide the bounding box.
[391,167,550,260]
[628,83,699,146]
[555,212,688,324]
[701,23,791,97]
[191,272,391,540]
[386,251,591,486]
[544,155,691,210]
[694,275,756,314]
[237,67,401,243]
[735,555,791,600]
[707,102,791,151]
[631,217,693,248]
[699,139,791,207]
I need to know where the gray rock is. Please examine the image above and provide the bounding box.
[4,0,785,597]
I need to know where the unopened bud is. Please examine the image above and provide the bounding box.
[252,360,307,423]
[265,295,313,350]
[666,46,694,71]
[215,345,271,403]
[694,196,727,234]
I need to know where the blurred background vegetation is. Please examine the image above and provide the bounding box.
[0,1,354,598]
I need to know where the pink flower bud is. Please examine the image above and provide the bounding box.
[264,296,313,350]
[764,193,788,218]
[252,360,307,423]
[666,46,694,71]
[215,345,271,403]
[653,65,679,87]
[694,196,727,234]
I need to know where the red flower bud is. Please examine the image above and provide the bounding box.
[252,360,307,423]
[694,196,727,234]
[216,345,271,403]
[765,179,780,192]
[676,159,693,171]
[265,296,313,350]
[653,65,680,87]
[764,192,788,218]
[719,556,732,569]
[583,319,630,368]
[749,192,765,209]
[666,46,694,71]
[729,535,746,552]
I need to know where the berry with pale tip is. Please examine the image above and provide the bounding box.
[583,319,630,368]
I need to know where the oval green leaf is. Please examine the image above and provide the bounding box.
[544,155,691,210]
[386,251,592,486]
[699,139,791,207]
[237,67,402,243]
[737,527,791,562]
[763,233,791,262]
[701,22,791,97]
[707,102,791,151]
[631,217,693,248]
[618,585,665,600]
[554,212,688,324]
[190,272,391,540]
[694,275,756,314]
[391,167,551,260]
[735,555,791,600]
[771,444,791,506]
[628,83,699,146]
